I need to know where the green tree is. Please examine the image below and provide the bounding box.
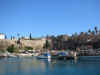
[94,26,98,34]
[43,40,50,50]
[7,45,16,53]
[88,29,91,34]
[29,33,32,40]
[5,35,7,39]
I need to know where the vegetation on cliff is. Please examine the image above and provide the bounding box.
[7,45,18,53]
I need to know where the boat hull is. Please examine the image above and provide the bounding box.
[37,55,51,59]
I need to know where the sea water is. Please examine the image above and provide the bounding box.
[0,57,100,75]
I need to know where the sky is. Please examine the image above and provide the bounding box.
[0,0,100,38]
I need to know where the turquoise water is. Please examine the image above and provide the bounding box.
[0,57,100,75]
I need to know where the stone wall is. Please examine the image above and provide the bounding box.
[20,39,46,50]
[0,39,16,50]
[0,38,46,50]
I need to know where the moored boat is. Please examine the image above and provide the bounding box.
[57,52,67,60]
[37,52,51,59]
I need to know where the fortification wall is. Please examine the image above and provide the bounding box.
[0,39,16,50]
[0,39,46,50]
[20,39,46,50]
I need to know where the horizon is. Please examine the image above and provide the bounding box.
[0,0,100,38]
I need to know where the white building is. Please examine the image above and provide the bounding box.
[0,34,5,39]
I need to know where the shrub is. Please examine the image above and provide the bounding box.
[24,46,33,50]
[7,45,16,53]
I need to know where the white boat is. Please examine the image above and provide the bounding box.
[8,54,17,58]
[37,52,51,59]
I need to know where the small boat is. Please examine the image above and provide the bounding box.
[56,52,74,60]
[37,52,51,59]
[8,54,17,58]
[57,52,67,60]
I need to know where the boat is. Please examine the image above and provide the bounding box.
[57,52,67,60]
[37,52,51,59]
[8,54,17,58]
[56,52,74,60]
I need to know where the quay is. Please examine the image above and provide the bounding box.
[0,49,100,62]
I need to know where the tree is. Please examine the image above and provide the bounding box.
[43,40,50,50]
[17,38,21,44]
[7,45,16,53]
[5,35,7,39]
[11,36,13,40]
[88,29,91,34]
[29,33,32,40]
[94,26,98,34]
[17,33,20,40]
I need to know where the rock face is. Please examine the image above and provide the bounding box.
[0,38,46,50]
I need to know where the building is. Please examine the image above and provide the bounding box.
[0,33,5,39]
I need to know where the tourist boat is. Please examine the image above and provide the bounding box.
[37,52,51,59]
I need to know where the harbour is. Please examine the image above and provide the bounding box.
[0,0,100,74]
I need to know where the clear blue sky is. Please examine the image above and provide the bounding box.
[0,0,100,38]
